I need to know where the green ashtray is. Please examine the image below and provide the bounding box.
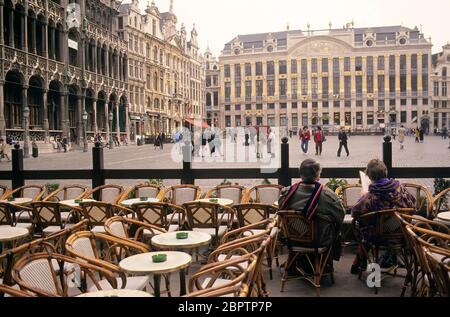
[152,254,167,263]
[7,197,15,202]
[209,198,219,203]
[176,232,189,240]
[140,197,148,202]
[74,199,83,204]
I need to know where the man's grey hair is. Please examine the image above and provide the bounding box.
[300,159,322,184]
[365,159,388,181]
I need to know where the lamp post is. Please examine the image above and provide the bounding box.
[82,111,88,152]
[23,107,30,158]
[109,112,114,149]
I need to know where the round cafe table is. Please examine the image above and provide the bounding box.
[59,199,97,208]
[196,198,234,206]
[0,226,30,252]
[120,198,160,207]
[436,212,450,226]
[151,231,211,250]
[0,198,33,205]
[77,289,153,298]
[119,251,192,297]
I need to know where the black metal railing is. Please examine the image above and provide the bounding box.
[1,137,449,193]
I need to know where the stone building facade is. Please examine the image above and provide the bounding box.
[219,24,433,134]
[204,48,220,127]
[432,44,450,131]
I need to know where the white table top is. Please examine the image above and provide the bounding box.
[76,289,153,297]
[121,198,160,207]
[0,226,29,242]
[119,251,192,275]
[196,198,234,206]
[59,199,96,207]
[0,198,33,205]
[437,212,450,222]
[151,231,211,249]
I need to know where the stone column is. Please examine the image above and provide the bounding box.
[50,26,56,60]
[125,105,130,142]
[77,93,84,146]
[22,10,27,51]
[60,91,69,138]
[105,102,110,143]
[98,46,102,74]
[93,99,98,134]
[42,19,48,58]
[30,16,36,54]
[0,81,5,137]
[42,89,49,142]
[115,103,120,139]
[9,8,14,47]
[104,47,109,77]
[22,86,30,158]
[93,43,97,73]
[0,2,4,45]
[116,54,120,80]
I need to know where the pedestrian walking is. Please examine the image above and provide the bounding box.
[154,134,160,149]
[442,126,448,140]
[414,127,420,143]
[160,132,165,150]
[314,127,324,156]
[419,128,424,143]
[62,137,68,153]
[337,127,350,157]
[299,126,311,155]
[267,128,275,157]
[0,138,11,162]
[398,125,406,150]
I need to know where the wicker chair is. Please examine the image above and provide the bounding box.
[0,202,33,231]
[132,202,185,232]
[4,185,46,201]
[402,183,434,218]
[353,208,416,294]
[188,253,257,296]
[0,185,10,199]
[205,185,247,205]
[119,184,163,204]
[335,184,362,211]
[82,185,124,204]
[78,201,133,233]
[423,247,450,297]
[278,210,336,297]
[0,284,35,297]
[162,185,202,206]
[221,219,272,244]
[43,185,89,202]
[65,231,151,292]
[0,220,89,287]
[30,202,76,237]
[104,216,167,247]
[183,201,233,248]
[234,204,276,233]
[243,184,284,205]
[12,252,119,297]
[432,188,450,220]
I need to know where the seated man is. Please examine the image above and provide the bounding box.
[350,159,416,274]
[278,159,345,248]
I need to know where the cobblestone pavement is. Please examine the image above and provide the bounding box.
[0,135,447,191]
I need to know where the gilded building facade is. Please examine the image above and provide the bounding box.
[0,0,129,151]
[432,44,450,130]
[204,48,220,127]
[219,25,433,133]
[119,0,205,140]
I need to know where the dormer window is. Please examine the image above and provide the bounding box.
[267,46,273,52]
[234,48,240,55]
[365,39,373,47]
[399,38,407,45]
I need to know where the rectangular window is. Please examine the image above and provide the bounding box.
[268,103,275,110]
[378,100,385,111]
[245,63,252,76]
[245,80,252,98]
[292,114,298,127]
[356,112,363,125]
[411,75,418,93]
[268,115,275,127]
[434,82,440,97]
[356,76,363,96]
[279,60,287,74]
[333,76,340,95]
[302,102,308,109]
[443,101,448,108]
[311,77,318,99]
[279,79,287,97]
[256,62,263,76]
[311,59,318,73]
[224,65,230,77]
[235,81,241,98]
[423,98,428,105]
[322,113,329,125]
[256,80,263,97]
[367,100,374,108]
[411,54,417,72]
[334,101,340,108]
[401,99,407,106]
[301,76,308,96]
[344,57,350,72]
[322,77,329,98]
[377,56,385,70]
[333,58,340,75]
[280,103,287,109]
[301,59,308,75]
[302,114,308,126]
[256,104,263,110]
[367,56,374,75]
[422,74,428,95]
[267,61,275,75]
[401,111,407,123]
[355,57,362,71]
[412,98,417,106]
[234,64,241,80]
[292,102,298,109]
[225,116,231,127]
[334,113,340,126]
[235,115,241,127]
[367,76,374,93]
[245,104,252,110]
[225,105,231,111]
[378,75,385,94]
[356,100,363,107]
[321,58,329,73]
[389,75,396,93]
[235,104,241,111]
[225,82,231,100]
[422,54,429,72]
[367,112,374,125]
[344,76,351,99]
[442,82,447,97]
[291,78,298,97]
[400,55,407,73]
[267,80,275,96]
[323,101,329,109]
[389,55,396,72]
[345,112,351,125]
[291,59,297,73]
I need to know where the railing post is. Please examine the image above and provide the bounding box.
[92,142,105,199]
[181,142,194,185]
[383,135,393,176]
[11,144,24,196]
[278,137,291,187]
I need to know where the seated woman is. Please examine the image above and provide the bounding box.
[278,159,345,248]
[350,159,416,273]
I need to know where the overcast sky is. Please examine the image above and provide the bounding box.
[136,0,450,56]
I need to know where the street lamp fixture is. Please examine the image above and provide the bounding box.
[82,111,88,152]
[109,112,114,149]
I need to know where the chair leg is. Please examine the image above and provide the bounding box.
[281,251,296,293]
[164,273,171,297]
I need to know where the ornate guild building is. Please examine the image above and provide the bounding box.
[204,47,220,127]
[432,44,450,130]
[0,0,129,154]
[219,24,433,133]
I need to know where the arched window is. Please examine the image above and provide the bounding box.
[443,67,447,80]
[153,72,158,91]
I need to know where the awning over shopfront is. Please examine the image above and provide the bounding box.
[183,118,210,129]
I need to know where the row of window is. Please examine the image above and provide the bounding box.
[223,55,430,78]
[224,99,430,111]
[434,82,448,97]
[224,74,429,99]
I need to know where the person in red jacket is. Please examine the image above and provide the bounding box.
[314,127,324,156]
[299,126,311,155]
